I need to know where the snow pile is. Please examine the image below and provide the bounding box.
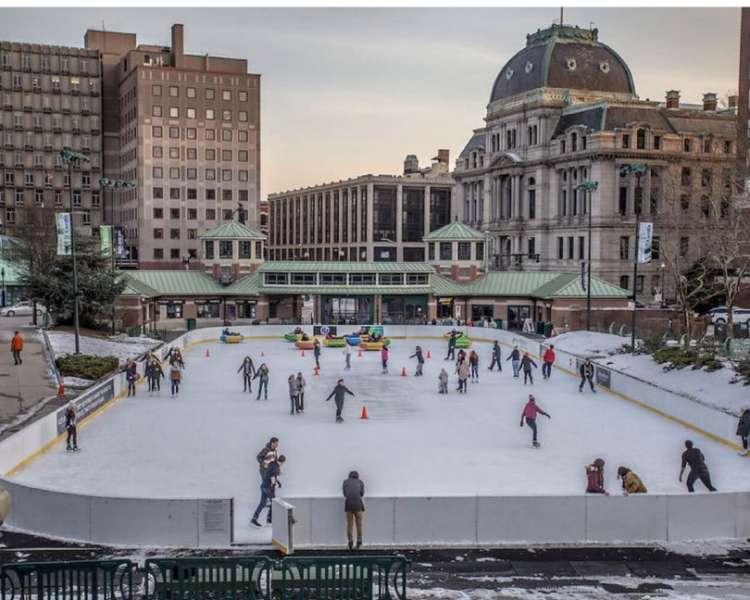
[62,376,95,389]
[47,331,160,365]
[551,331,628,356]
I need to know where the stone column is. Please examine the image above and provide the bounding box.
[366,183,374,261]
[423,185,431,236]
[395,184,403,261]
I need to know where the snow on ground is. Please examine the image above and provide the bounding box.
[47,330,160,365]
[12,337,750,544]
[62,376,95,389]
[551,331,629,356]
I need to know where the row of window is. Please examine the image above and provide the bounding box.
[151,166,252,182]
[427,241,484,262]
[3,171,96,187]
[150,126,251,143]
[204,240,262,260]
[152,146,251,162]
[3,206,93,225]
[0,187,98,208]
[2,133,99,155]
[262,271,429,287]
[152,247,197,261]
[152,206,237,221]
[151,105,251,122]
[0,74,99,95]
[1,53,93,75]
[151,85,250,102]
[152,187,249,202]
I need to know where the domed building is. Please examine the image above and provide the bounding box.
[454,23,737,305]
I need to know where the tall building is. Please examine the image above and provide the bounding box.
[453,24,737,302]
[739,7,750,171]
[267,150,454,262]
[0,39,103,235]
[84,24,261,269]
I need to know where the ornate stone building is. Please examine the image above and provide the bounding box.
[454,24,737,304]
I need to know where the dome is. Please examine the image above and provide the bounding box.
[489,25,636,104]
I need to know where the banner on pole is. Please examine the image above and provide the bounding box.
[637,222,653,264]
[100,225,113,257]
[114,226,127,258]
[56,213,72,256]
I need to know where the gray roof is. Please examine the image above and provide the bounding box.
[604,106,676,133]
[552,107,605,138]
[459,132,486,158]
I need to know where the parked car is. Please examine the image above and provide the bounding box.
[707,306,750,325]
[0,301,45,317]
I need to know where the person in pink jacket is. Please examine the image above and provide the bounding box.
[519,395,551,448]
[542,345,556,380]
[380,345,389,374]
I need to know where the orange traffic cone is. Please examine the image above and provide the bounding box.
[401,366,407,377]
[357,348,363,358]
[205,348,210,358]
[426,350,432,359]
[313,367,320,377]
[360,405,368,420]
[57,382,65,398]
[301,350,305,357]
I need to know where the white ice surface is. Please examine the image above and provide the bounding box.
[12,338,750,544]
[47,331,160,365]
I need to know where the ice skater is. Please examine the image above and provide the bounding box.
[519,394,550,448]
[169,361,182,396]
[410,346,424,376]
[736,406,750,456]
[438,368,448,394]
[506,346,521,378]
[314,339,322,369]
[579,359,595,393]
[296,372,306,412]
[251,455,286,527]
[146,358,164,393]
[256,437,279,480]
[456,359,469,393]
[617,467,647,495]
[326,378,355,423]
[238,356,256,392]
[679,440,717,492]
[254,363,270,400]
[288,374,299,415]
[380,345,389,374]
[542,345,555,380]
[343,470,365,551]
[488,341,502,372]
[521,353,537,385]
[445,331,457,361]
[469,350,479,382]
[124,359,138,396]
[344,345,352,370]
[585,458,609,495]
[64,403,79,451]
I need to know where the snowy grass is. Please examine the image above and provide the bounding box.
[47,330,160,366]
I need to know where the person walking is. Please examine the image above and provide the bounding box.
[579,359,595,393]
[313,339,322,369]
[169,361,182,396]
[542,345,555,380]
[736,406,750,456]
[410,346,424,376]
[254,363,270,400]
[456,359,470,393]
[585,458,609,495]
[326,378,355,423]
[506,346,521,378]
[343,471,365,551]
[488,341,502,372]
[146,359,164,393]
[256,437,279,480]
[521,353,537,385]
[296,372,306,413]
[469,350,479,382]
[519,395,550,448]
[438,368,449,394]
[288,374,299,415]
[617,467,647,495]
[344,345,352,370]
[445,331,457,361]
[124,359,138,397]
[238,356,256,393]
[679,440,717,492]
[380,345,389,374]
[10,331,23,366]
[64,403,79,451]
[251,455,286,527]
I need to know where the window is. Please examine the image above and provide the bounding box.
[684,138,692,152]
[528,237,536,257]
[619,236,630,260]
[169,86,178,97]
[622,134,630,148]
[153,186,164,199]
[620,275,629,290]
[170,228,180,240]
[219,241,234,258]
[170,187,180,200]
[205,88,215,100]
[560,139,566,154]
[152,166,163,179]
[223,209,233,220]
[636,128,646,150]
[238,130,248,142]
[238,150,248,162]
[152,85,162,96]
[169,106,179,118]
[152,146,163,158]
[169,127,179,139]
[206,208,216,220]
[239,111,248,122]
[703,138,711,153]
[239,171,249,182]
[222,149,232,161]
[701,195,710,218]
[152,126,162,138]
[222,189,233,201]
[571,132,577,152]
[170,208,180,219]
[701,169,712,188]
[724,140,732,154]
[221,90,231,101]
[188,229,198,240]
[428,243,435,261]
[205,168,216,180]
[239,91,248,102]
[578,236,585,259]
[153,228,163,239]
[187,207,197,219]
[169,146,180,159]
[528,187,536,219]
[680,236,689,257]
[153,208,163,219]
[458,242,471,260]
[205,108,215,120]
[439,242,452,260]
[169,167,180,179]
[619,187,628,215]
[651,236,660,260]
[186,168,197,180]
[153,248,164,259]
[567,236,574,260]
[187,87,196,99]
[222,170,232,181]
[681,167,691,187]
[205,129,216,141]
[379,273,403,285]
[187,148,197,160]
[654,135,661,150]
[222,129,232,142]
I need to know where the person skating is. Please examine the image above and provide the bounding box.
[251,455,286,527]
[679,440,717,492]
[410,346,424,376]
[288,374,299,415]
[343,470,365,551]
[445,331,457,361]
[169,361,182,396]
[326,378,355,423]
[238,356,256,392]
[254,363,270,400]
[488,341,502,372]
[124,359,138,396]
[256,437,279,480]
[469,350,479,382]
[438,368,448,394]
[506,346,521,378]
[380,345,389,374]
[456,349,466,367]
[617,467,647,495]
[736,406,750,456]
[521,353,537,385]
[64,403,79,451]
[313,339,322,369]
[585,458,609,495]
[146,359,164,393]
[344,345,352,370]
[542,345,555,380]
[166,347,185,369]
[456,360,469,393]
[579,359,595,392]
[10,330,23,366]
[519,394,550,448]
[296,372,306,413]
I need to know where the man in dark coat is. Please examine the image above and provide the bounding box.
[488,341,502,372]
[251,455,286,527]
[445,331,457,361]
[579,359,595,393]
[326,379,355,423]
[520,353,537,385]
[342,471,365,550]
[313,340,322,369]
[679,440,717,492]
[737,406,750,456]
[256,437,279,480]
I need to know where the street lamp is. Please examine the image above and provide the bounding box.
[620,162,648,349]
[60,147,90,355]
[1,266,5,308]
[576,179,599,331]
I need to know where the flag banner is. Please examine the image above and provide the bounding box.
[100,225,113,257]
[56,213,72,256]
[637,222,653,264]
[114,226,127,258]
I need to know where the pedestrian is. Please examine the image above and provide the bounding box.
[409,346,424,376]
[438,368,449,394]
[445,331,457,361]
[380,345,389,374]
[253,363,270,400]
[326,378,355,423]
[617,466,647,495]
[64,403,79,451]
[579,359,595,393]
[521,353,537,385]
[456,349,466,367]
[251,455,286,527]
[313,339,322,369]
[256,437,279,480]
[736,406,750,456]
[124,359,138,396]
[288,374,299,415]
[343,471,365,551]
[146,359,164,393]
[238,356,256,392]
[456,359,469,393]
[296,372,306,413]
[506,346,521,378]
[519,394,550,448]
[169,361,182,396]
[488,341,502,372]
[679,440,717,493]
[10,330,23,366]
[469,350,479,382]
[585,458,609,495]
[542,345,555,380]
[344,345,352,370]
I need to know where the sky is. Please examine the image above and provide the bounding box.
[0,7,741,198]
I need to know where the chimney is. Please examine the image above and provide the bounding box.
[728,95,738,109]
[702,92,717,112]
[665,90,680,110]
[403,154,419,175]
[434,149,450,164]
[171,24,184,69]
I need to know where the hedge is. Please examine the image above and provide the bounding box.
[56,354,119,380]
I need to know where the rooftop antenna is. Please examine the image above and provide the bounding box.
[560,7,564,26]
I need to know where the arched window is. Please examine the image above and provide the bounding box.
[637,128,646,150]
[571,132,578,152]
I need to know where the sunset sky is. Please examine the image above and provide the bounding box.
[0,7,740,198]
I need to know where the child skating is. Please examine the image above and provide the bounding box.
[520,394,550,448]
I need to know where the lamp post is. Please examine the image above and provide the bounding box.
[60,148,90,354]
[620,163,647,349]
[1,266,5,308]
[576,180,599,331]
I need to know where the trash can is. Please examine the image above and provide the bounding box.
[544,322,553,337]
[494,318,503,329]
[186,318,197,331]
[536,321,545,335]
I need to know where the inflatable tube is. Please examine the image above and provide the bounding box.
[344,336,361,346]
[220,334,243,344]
[284,333,302,342]
[360,341,383,351]
[295,340,316,350]
[455,337,472,348]
[324,338,346,348]
[442,331,468,339]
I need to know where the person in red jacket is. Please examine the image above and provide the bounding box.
[519,395,550,448]
[542,345,555,380]
[585,458,609,495]
[10,331,23,366]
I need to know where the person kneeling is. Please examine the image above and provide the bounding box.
[617,466,647,495]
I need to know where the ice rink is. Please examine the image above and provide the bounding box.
[12,336,749,543]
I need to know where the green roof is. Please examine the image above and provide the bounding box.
[423,221,486,241]
[120,270,227,296]
[224,271,262,295]
[260,261,435,274]
[429,274,467,296]
[199,222,266,241]
[532,273,630,299]
[464,272,561,297]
